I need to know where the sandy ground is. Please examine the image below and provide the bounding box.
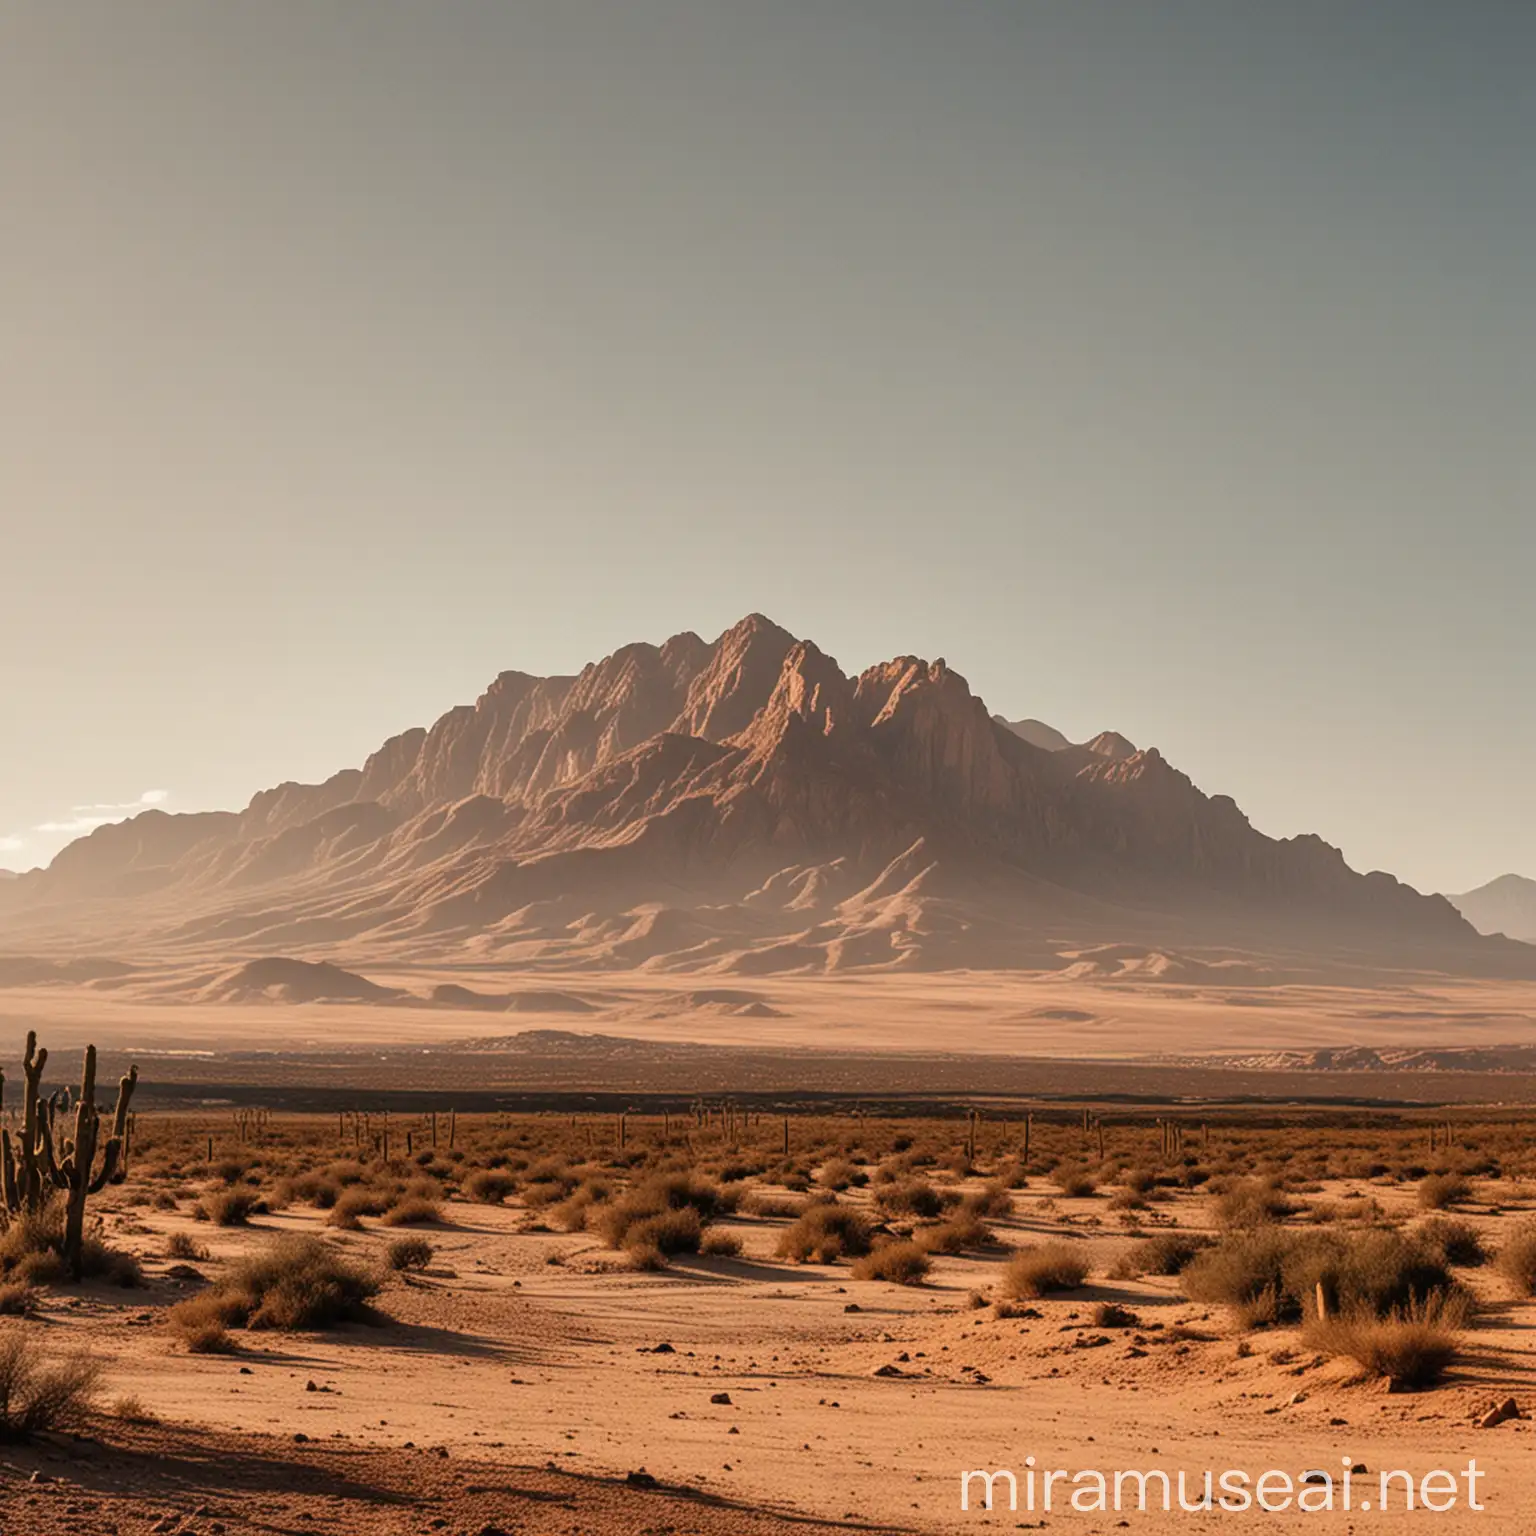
[5,967,1536,1060]
[6,1175,1535,1534]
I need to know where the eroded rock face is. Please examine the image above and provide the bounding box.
[6,613,1478,958]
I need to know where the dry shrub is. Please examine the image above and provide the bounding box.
[0,1203,141,1288]
[326,1187,391,1230]
[853,1240,931,1286]
[1215,1178,1298,1229]
[962,1182,1014,1219]
[1303,1293,1468,1389]
[597,1174,730,1253]
[199,1187,261,1227]
[1001,1242,1089,1298]
[1184,1228,1460,1328]
[112,1394,159,1423]
[1418,1173,1471,1211]
[380,1195,440,1227]
[818,1158,864,1191]
[1048,1165,1097,1198]
[873,1179,946,1220]
[0,1334,102,1440]
[167,1235,379,1334]
[776,1205,874,1264]
[741,1192,805,1219]
[168,1301,236,1355]
[463,1169,517,1205]
[164,1233,210,1262]
[0,1284,39,1318]
[700,1229,744,1258]
[1496,1219,1536,1294]
[913,1215,993,1255]
[1109,1231,1213,1279]
[1414,1216,1487,1268]
[549,1178,613,1233]
[621,1206,702,1263]
[386,1236,434,1272]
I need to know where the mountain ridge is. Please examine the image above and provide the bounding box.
[0,614,1518,980]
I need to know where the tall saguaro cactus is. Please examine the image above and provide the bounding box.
[1,1033,139,1280]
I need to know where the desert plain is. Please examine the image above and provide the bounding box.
[2,965,1536,1536]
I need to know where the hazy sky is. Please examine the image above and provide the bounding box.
[2,3,1531,893]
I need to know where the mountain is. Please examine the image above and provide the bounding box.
[1450,875,1536,944]
[0,614,1518,979]
[994,716,1073,753]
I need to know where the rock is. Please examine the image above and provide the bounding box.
[625,1469,659,1488]
[650,1341,676,1353]
[1479,1398,1522,1429]
[709,1392,732,1405]
[873,1364,904,1378]
[843,1303,861,1313]
[1287,1391,1308,1406]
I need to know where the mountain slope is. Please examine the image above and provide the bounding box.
[0,614,1514,979]
[1451,875,1536,944]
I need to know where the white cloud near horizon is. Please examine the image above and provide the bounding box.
[23,790,173,842]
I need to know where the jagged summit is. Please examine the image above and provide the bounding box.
[0,614,1502,976]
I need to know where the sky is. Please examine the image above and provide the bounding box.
[1,2,1531,893]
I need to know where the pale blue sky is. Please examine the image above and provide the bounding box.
[1,3,1531,891]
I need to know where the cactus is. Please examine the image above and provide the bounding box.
[1,1034,139,1280]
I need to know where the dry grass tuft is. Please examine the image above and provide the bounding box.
[1001,1242,1089,1298]
[0,1334,103,1440]
[853,1239,931,1286]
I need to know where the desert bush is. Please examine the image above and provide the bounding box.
[0,1284,39,1318]
[1215,1179,1297,1229]
[1496,1219,1536,1294]
[818,1158,864,1191]
[199,1187,262,1227]
[962,1182,1014,1219]
[386,1236,434,1272]
[1414,1217,1487,1267]
[741,1192,805,1219]
[326,1186,392,1230]
[1048,1165,1097,1198]
[873,1179,947,1220]
[1418,1173,1472,1211]
[1001,1242,1089,1298]
[1109,1231,1214,1279]
[913,1215,993,1255]
[776,1204,874,1264]
[380,1195,440,1227]
[700,1229,744,1258]
[164,1233,210,1262]
[1184,1228,1459,1328]
[1303,1293,1467,1389]
[111,1393,158,1423]
[0,1335,102,1439]
[166,1299,236,1355]
[464,1169,518,1204]
[167,1235,379,1333]
[853,1240,931,1286]
[622,1206,702,1261]
[0,1204,140,1288]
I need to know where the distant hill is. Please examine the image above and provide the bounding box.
[993,716,1073,753]
[1450,875,1536,944]
[0,613,1517,980]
